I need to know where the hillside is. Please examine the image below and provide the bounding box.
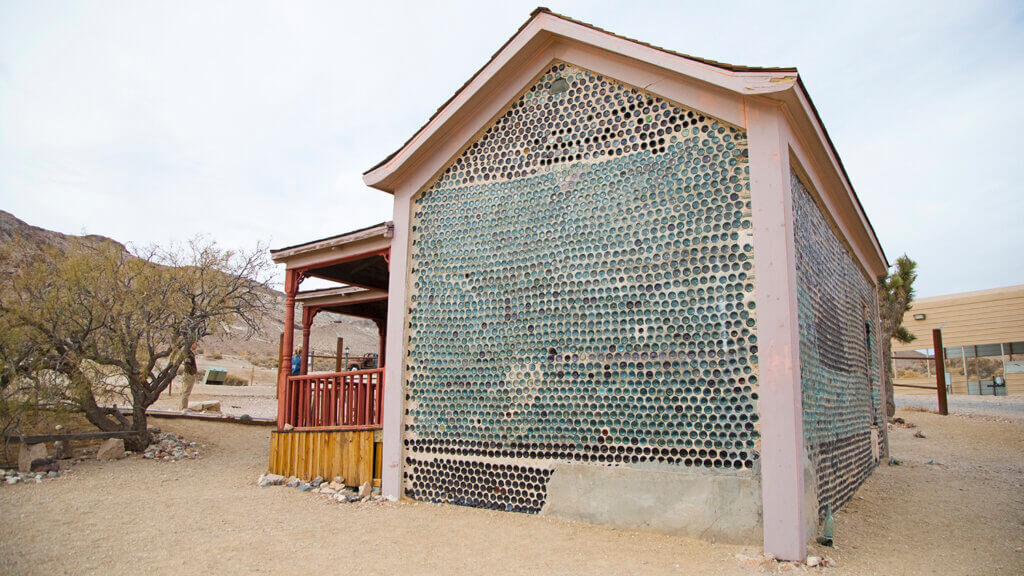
[0,210,380,359]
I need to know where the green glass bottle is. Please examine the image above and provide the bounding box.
[816,504,835,547]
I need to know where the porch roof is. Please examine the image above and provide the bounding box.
[270,221,393,290]
[296,287,388,322]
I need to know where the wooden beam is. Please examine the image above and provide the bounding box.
[4,430,141,445]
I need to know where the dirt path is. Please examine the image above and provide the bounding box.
[1,410,1021,575]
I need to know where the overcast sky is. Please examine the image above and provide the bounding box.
[1,1,1021,297]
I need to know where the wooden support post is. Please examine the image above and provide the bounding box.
[276,333,284,395]
[933,329,948,415]
[375,318,387,368]
[746,100,806,561]
[278,269,301,429]
[300,306,315,375]
[336,337,344,373]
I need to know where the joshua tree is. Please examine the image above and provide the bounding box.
[878,255,918,418]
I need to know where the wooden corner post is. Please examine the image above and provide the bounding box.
[747,98,807,561]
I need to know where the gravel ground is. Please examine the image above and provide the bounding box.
[1,410,1021,575]
[150,382,278,419]
[896,393,1024,419]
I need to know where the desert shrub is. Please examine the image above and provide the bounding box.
[208,351,223,360]
[312,355,338,372]
[250,355,278,369]
[223,374,248,386]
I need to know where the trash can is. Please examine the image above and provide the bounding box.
[203,367,228,385]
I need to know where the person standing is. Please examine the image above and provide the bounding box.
[178,343,199,411]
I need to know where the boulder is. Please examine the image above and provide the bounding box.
[30,458,59,473]
[96,438,126,460]
[18,443,47,473]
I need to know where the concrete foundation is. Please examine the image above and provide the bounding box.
[541,462,764,544]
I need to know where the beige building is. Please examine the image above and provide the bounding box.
[892,285,1024,395]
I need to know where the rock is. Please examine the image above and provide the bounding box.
[358,481,372,499]
[283,423,294,431]
[327,481,346,492]
[239,414,252,421]
[298,483,313,492]
[96,438,126,460]
[6,476,20,485]
[334,492,348,503]
[18,443,48,473]
[188,400,221,413]
[310,476,324,487]
[285,477,301,488]
[54,424,64,431]
[30,458,59,473]
[914,430,927,438]
[319,487,337,495]
[53,440,74,459]
[46,470,59,479]
[806,556,821,567]
[258,473,285,487]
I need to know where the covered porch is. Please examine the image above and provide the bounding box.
[268,222,392,486]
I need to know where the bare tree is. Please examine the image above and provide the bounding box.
[878,255,918,418]
[0,237,273,450]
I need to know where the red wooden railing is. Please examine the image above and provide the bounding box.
[282,368,384,429]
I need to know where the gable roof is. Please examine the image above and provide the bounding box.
[361,7,886,272]
[363,8,795,177]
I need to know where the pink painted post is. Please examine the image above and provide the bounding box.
[747,98,807,561]
[380,189,412,499]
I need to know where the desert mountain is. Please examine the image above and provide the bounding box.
[0,210,380,360]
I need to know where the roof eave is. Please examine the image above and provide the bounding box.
[269,222,393,264]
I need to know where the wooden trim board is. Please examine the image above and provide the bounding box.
[268,429,381,487]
